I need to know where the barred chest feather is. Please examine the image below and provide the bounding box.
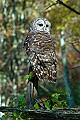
[24,32,57,82]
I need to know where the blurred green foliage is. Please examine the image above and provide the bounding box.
[0,92,68,119]
[34,91,69,110]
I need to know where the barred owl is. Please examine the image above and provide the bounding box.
[24,18,57,82]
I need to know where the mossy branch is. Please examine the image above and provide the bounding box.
[0,107,80,119]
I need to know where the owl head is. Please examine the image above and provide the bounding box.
[29,18,51,34]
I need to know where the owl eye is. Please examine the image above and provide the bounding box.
[38,23,43,26]
[46,24,49,27]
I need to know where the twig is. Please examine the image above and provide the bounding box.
[58,0,80,15]
[45,1,58,10]
[45,0,80,15]
[72,43,80,54]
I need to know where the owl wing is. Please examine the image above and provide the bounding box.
[24,32,57,82]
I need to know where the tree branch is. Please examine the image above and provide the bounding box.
[58,0,80,15]
[45,1,58,10]
[72,43,80,54]
[0,107,80,119]
[46,0,80,15]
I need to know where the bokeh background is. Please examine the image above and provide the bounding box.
[0,0,80,110]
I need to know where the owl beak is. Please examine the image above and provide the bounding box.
[43,27,46,32]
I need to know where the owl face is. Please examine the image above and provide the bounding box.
[30,18,51,34]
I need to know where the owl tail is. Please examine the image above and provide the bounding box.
[26,66,38,109]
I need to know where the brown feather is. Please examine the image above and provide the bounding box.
[24,32,57,82]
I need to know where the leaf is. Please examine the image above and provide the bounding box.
[15,102,19,107]
[13,112,17,117]
[23,75,29,81]
[59,90,67,95]
[18,94,24,102]
[29,71,35,78]
[34,103,39,110]
[20,112,27,119]
[52,104,58,110]
[44,101,50,110]
[51,93,60,98]
[16,118,20,120]
[51,93,60,103]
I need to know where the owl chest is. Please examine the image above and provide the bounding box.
[28,36,55,62]
[29,36,54,53]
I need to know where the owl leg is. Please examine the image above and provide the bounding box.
[26,81,34,109]
[26,66,38,109]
